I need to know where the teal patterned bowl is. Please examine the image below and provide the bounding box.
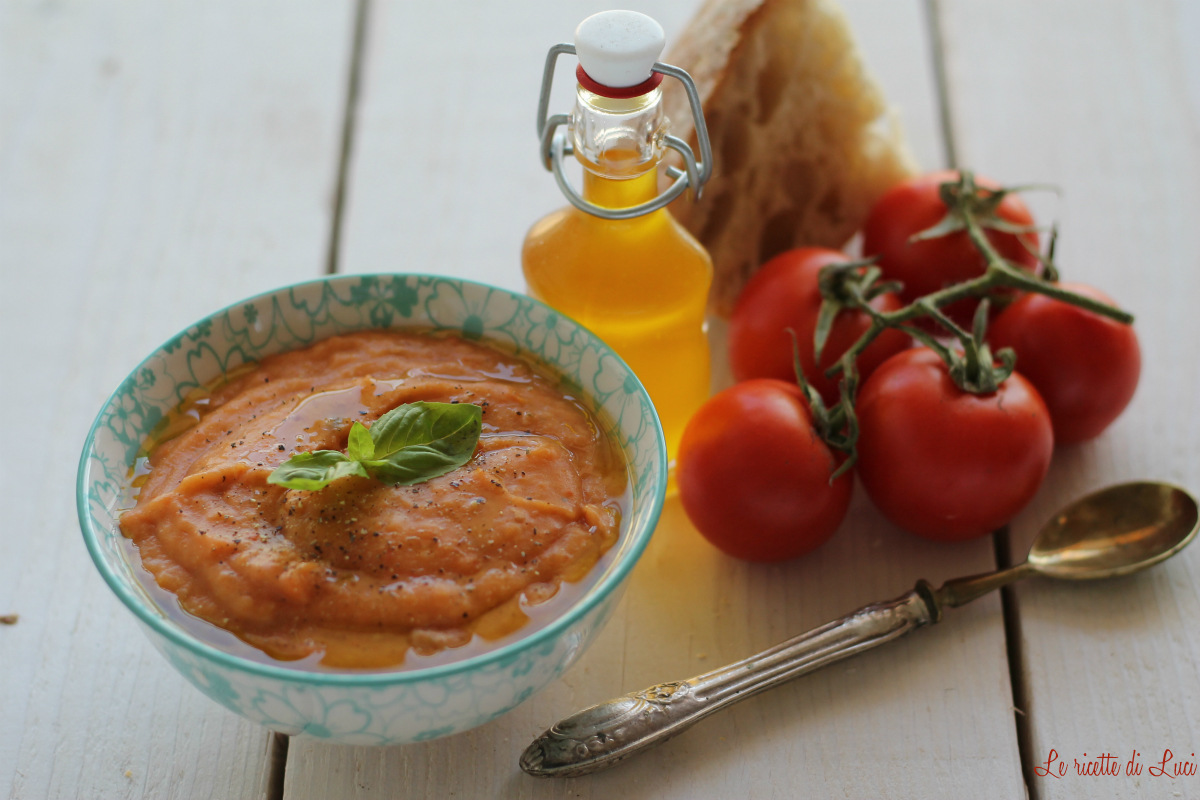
[77,274,667,745]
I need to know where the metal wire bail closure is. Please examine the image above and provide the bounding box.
[535,43,713,221]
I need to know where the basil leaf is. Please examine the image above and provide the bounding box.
[346,421,375,462]
[365,402,482,486]
[363,446,463,486]
[267,450,369,491]
[368,402,481,458]
[267,401,483,492]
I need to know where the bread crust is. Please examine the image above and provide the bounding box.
[662,0,917,315]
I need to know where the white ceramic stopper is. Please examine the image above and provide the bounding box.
[574,10,665,88]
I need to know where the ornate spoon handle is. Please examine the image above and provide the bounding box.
[521,581,942,778]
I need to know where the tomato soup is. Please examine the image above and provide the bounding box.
[120,332,626,669]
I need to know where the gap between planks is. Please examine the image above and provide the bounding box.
[923,0,959,170]
[922,0,1036,796]
[267,733,290,800]
[325,0,373,276]
[269,0,371,790]
[995,528,1039,800]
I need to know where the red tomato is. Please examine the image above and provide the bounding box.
[729,248,910,405]
[863,171,1040,327]
[856,348,1053,541]
[677,379,852,561]
[988,283,1140,445]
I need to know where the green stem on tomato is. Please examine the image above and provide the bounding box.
[824,172,1133,387]
[792,170,1137,472]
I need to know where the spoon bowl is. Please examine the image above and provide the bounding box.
[1028,481,1199,580]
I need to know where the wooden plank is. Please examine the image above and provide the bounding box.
[938,1,1200,797]
[286,1,1026,797]
[0,1,354,797]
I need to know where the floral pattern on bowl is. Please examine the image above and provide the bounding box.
[78,274,667,745]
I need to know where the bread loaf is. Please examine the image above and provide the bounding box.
[661,0,917,315]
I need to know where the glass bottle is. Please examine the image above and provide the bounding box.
[523,13,713,465]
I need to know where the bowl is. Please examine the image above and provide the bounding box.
[77,274,667,745]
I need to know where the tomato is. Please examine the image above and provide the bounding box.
[988,283,1140,445]
[676,379,852,561]
[862,170,1040,327]
[729,248,910,405]
[855,348,1053,541]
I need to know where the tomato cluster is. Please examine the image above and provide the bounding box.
[678,171,1141,561]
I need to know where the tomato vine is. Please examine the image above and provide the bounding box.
[794,170,1137,477]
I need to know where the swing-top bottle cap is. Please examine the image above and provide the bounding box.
[574,11,665,90]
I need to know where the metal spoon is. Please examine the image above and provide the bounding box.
[520,481,1198,778]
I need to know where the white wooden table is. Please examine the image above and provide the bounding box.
[2,1,1197,798]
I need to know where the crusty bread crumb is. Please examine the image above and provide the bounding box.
[662,0,917,315]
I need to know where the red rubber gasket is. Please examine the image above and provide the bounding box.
[576,64,664,99]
